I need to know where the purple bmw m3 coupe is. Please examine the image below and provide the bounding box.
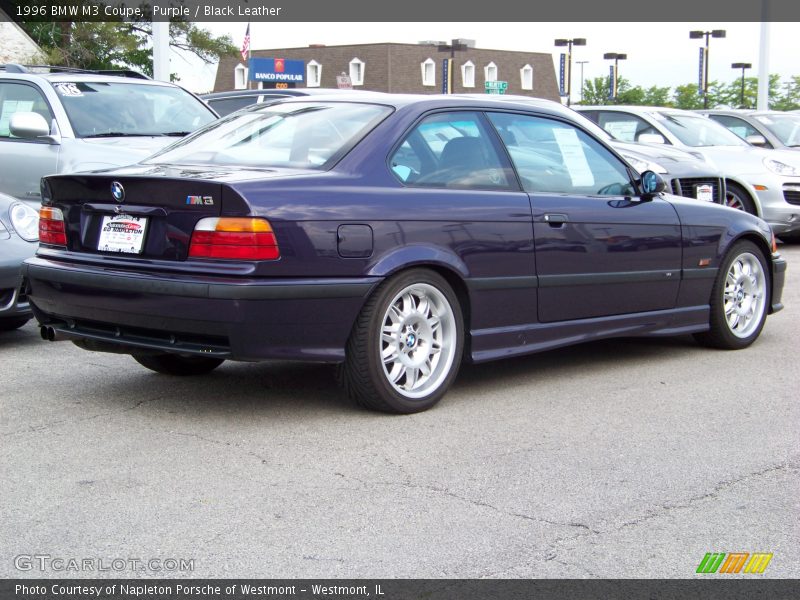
[23,95,786,413]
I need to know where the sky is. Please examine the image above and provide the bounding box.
[169,22,800,95]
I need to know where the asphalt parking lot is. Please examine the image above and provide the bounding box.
[1,245,798,579]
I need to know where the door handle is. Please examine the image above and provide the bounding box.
[544,213,568,226]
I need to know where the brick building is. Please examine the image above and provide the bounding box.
[213,42,560,101]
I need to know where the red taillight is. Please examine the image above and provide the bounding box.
[188,217,280,261]
[39,207,67,247]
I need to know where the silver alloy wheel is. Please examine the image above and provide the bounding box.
[379,283,457,399]
[723,251,767,338]
[725,191,745,211]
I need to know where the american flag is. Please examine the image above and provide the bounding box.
[240,23,251,63]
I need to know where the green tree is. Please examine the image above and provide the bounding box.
[579,76,613,105]
[21,21,236,80]
[672,84,704,109]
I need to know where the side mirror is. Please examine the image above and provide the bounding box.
[637,133,666,145]
[745,134,769,147]
[640,170,667,197]
[9,112,51,140]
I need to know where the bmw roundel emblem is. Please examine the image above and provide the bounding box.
[111,181,125,202]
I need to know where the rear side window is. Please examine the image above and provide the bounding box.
[487,112,635,196]
[389,111,514,190]
[0,82,53,138]
[206,96,258,116]
[709,115,764,143]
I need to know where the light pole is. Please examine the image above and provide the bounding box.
[690,29,726,109]
[554,37,586,106]
[603,53,627,102]
[437,39,469,94]
[731,62,752,108]
[576,60,588,103]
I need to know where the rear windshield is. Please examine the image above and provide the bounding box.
[54,81,217,137]
[144,102,392,170]
[655,112,748,147]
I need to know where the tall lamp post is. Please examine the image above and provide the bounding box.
[603,53,627,102]
[690,29,726,109]
[731,62,752,108]
[554,37,586,106]
[576,60,589,103]
[437,39,469,94]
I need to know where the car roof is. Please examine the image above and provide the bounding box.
[0,64,184,88]
[575,105,696,116]
[244,93,594,118]
[202,88,378,99]
[701,109,798,117]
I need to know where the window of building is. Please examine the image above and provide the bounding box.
[520,64,533,90]
[234,64,247,90]
[461,61,475,88]
[484,62,498,82]
[421,58,436,87]
[349,58,365,86]
[307,61,322,87]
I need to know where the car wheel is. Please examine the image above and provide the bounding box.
[694,240,770,349]
[0,317,30,332]
[133,353,224,376]
[339,269,464,413]
[725,182,757,214]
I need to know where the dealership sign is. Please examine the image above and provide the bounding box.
[249,58,305,83]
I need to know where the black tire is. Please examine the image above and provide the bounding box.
[0,317,29,332]
[133,353,224,376]
[694,240,770,350]
[725,181,757,215]
[339,269,464,414]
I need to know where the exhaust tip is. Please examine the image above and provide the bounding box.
[40,326,56,341]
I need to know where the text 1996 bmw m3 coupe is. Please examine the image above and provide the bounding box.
[23,95,786,413]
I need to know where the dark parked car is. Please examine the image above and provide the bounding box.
[23,95,786,413]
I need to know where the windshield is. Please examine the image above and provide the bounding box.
[55,81,217,137]
[655,112,748,147]
[144,101,392,170]
[754,114,800,147]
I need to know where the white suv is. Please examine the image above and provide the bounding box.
[0,64,218,201]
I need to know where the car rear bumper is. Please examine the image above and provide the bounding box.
[22,257,380,362]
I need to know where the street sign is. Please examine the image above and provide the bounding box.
[336,74,353,89]
[485,80,508,95]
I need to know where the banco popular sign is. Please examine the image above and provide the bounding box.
[249,58,305,83]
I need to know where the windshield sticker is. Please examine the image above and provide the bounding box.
[54,83,83,97]
[553,128,595,187]
[603,121,638,142]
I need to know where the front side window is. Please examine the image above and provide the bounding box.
[0,82,53,138]
[487,112,635,196]
[588,111,661,143]
[655,112,747,147]
[146,101,392,170]
[54,81,217,137]
[389,111,513,190]
[754,114,800,147]
[708,115,761,141]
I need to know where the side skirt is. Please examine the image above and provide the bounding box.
[469,305,710,363]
